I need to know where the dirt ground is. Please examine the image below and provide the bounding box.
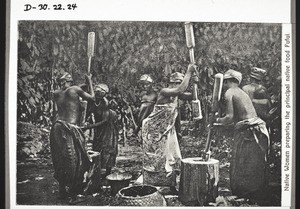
[16,122,281,206]
[16,144,143,206]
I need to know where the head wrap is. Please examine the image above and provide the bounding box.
[59,73,73,82]
[170,72,184,83]
[95,84,109,93]
[223,69,242,85]
[139,74,153,83]
[250,67,267,81]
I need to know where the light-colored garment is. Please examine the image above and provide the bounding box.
[235,117,270,155]
[141,97,181,186]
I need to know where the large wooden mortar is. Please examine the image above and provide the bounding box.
[178,157,219,206]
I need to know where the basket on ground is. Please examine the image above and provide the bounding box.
[113,185,166,206]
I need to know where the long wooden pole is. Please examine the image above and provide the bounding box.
[184,22,203,120]
[87,32,96,140]
[80,32,95,129]
[87,32,95,74]
[202,73,223,161]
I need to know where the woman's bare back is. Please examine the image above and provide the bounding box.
[54,87,82,124]
[229,87,257,122]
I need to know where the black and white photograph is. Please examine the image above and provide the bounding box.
[7,0,295,208]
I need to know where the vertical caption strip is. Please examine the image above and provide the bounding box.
[281,23,292,207]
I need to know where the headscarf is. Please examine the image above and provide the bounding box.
[95,84,109,93]
[59,73,73,82]
[223,69,242,85]
[170,72,184,83]
[250,67,267,81]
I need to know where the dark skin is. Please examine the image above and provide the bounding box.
[154,64,196,194]
[82,119,107,130]
[178,92,193,101]
[81,90,110,130]
[52,74,95,203]
[136,82,192,135]
[156,64,196,104]
[242,77,271,122]
[134,82,157,135]
[135,81,192,139]
[53,74,95,125]
[216,79,257,125]
[141,91,157,104]
[242,77,270,106]
[82,89,118,176]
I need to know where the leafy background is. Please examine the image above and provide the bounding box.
[17,20,282,182]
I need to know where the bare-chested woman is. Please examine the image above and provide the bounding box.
[141,64,196,194]
[134,74,157,136]
[50,73,95,204]
[242,67,271,124]
[215,69,269,202]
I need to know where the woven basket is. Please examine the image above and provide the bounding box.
[113,185,166,206]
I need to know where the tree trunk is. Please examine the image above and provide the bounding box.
[178,157,219,206]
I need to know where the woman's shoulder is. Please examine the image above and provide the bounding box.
[142,92,157,102]
[156,93,177,105]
